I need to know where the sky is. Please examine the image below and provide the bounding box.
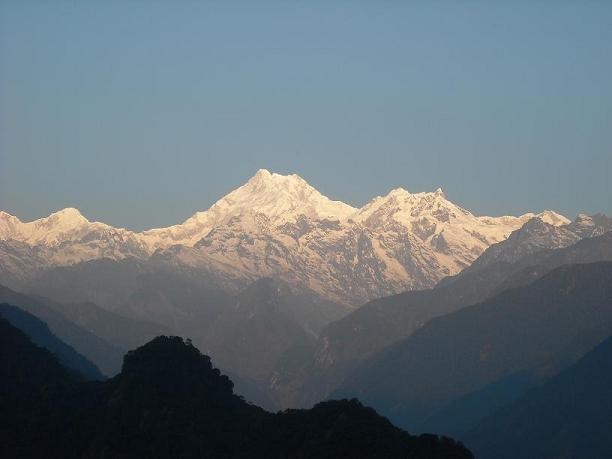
[1,1,611,231]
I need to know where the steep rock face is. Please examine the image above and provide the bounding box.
[0,170,567,305]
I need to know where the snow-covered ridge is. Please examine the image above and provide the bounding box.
[0,170,566,251]
[0,169,572,304]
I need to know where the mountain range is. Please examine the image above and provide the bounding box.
[0,169,568,306]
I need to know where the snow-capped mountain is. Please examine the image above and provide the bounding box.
[0,170,570,304]
[0,208,149,268]
[141,169,356,249]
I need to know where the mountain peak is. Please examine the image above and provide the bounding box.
[533,210,570,226]
[0,207,92,245]
[379,187,448,202]
[244,169,309,191]
[120,335,236,400]
[206,170,356,224]
[355,185,460,226]
[47,207,88,225]
[254,168,272,178]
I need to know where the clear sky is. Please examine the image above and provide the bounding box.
[1,1,610,231]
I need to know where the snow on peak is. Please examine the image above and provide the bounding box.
[533,210,570,226]
[513,210,571,227]
[206,170,356,225]
[354,186,466,227]
[140,170,357,248]
[0,207,93,246]
[46,207,89,225]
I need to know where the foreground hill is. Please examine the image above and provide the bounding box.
[333,262,612,432]
[0,324,472,459]
[465,334,612,459]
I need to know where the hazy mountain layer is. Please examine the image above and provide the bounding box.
[333,262,612,432]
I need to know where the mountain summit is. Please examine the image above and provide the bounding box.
[210,169,356,224]
[143,169,356,248]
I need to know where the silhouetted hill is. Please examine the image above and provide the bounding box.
[0,329,473,458]
[0,303,103,380]
[465,334,612,459]
[333,262,612,432]
[0,316,78,392]
[0,317,88,457]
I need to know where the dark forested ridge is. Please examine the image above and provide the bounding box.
[0,322,472,459]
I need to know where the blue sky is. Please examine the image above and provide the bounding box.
[1,1,610,230]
